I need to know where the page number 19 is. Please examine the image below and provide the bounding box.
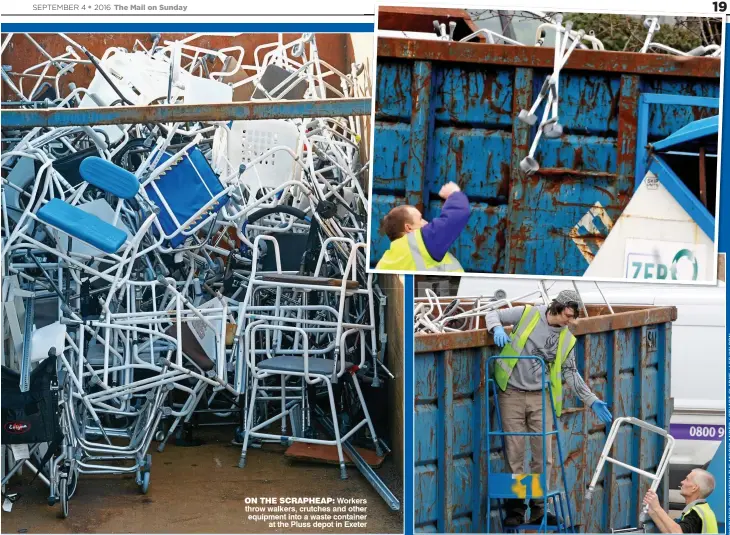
[713,1,727,11]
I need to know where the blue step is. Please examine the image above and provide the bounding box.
[37,199,127,254]
[487,472,552,499]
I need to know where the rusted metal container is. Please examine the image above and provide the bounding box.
[371,31,721,275]
[413,304,676,533]
[377,6,483,42]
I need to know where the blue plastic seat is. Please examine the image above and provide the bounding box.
[145,147,229,247]
[37,199,127,254]
[79,157,140,200]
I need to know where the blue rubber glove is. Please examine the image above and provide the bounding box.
[492,326,511,348]
[591,400,613,424]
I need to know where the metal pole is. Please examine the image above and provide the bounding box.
[0,97,372,128]
[313,405,401,511]
[699,146,708,208]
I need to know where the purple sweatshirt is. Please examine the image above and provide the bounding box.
[420,191,471,262]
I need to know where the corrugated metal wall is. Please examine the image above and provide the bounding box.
[413,305,675,533]
[371,38,720,275]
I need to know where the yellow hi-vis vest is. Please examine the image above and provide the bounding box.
[682,501,718,533]
[375,228,464,272]
[493,305,576,417]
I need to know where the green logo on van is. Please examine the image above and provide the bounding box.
[629,248,699,281]
[670,249,698,280]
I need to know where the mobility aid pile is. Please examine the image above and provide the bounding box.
[1,32,398,517]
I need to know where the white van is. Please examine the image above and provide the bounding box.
[457,277,726,506]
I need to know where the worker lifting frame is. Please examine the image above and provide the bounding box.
[585,416,676,532]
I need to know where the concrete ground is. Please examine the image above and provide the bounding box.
[1,428,403,534]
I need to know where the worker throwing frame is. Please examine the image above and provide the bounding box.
[487,290,613,526]
[375,182,470,272]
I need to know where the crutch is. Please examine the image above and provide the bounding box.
[519,89,554,175]
[519,23,586,174]
[640,17,708,57]
[518,15,566,127]
[640,17,661,54]
[585,417,675,530]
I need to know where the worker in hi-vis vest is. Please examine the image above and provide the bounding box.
[375,182,470,272]
[643,469,718,533]
[487,290,613,527]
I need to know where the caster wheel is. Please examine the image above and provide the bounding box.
[140,471,150,494]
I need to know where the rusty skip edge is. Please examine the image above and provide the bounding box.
[377,37,721,79]
[0,97,373,128]
[414,305,678,353]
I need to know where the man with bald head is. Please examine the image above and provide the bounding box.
[643,468,718,533]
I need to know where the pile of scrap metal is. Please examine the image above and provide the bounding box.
[424,12,722,58]
[414,281,613,334]
[1,32,399,517]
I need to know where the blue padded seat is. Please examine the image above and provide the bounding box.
[79,157,140,200]
[257,356,352,376]
[37,199,127,254]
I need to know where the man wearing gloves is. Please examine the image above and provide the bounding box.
[487,290,613,527]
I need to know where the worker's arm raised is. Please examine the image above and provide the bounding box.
[420,183,471,262]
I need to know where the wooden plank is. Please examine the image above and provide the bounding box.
[284,442,384,467]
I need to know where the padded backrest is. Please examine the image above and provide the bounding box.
[79,157,140,199]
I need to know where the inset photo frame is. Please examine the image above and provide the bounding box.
[367,6,725,284]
